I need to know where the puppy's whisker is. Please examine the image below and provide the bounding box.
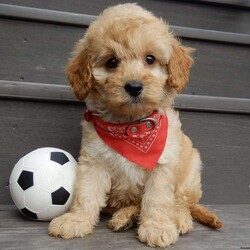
[131,97,141,104]
[163,91,169,98]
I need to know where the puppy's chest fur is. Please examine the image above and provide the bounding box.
[81,109,181,207]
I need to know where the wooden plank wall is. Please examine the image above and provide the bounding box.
[0,0,249,205]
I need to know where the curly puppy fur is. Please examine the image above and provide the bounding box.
[49,3,223,248]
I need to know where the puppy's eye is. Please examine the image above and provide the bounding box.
[105,57,119,69]
[145,55,155,65]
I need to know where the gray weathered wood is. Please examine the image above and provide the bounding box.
[0,19,249,98]
[1,0,250,34]
[1,100,249,205]
[180,111,250,204]
[199,0,250,7]
[1,80,250,114]
[0,18,82,86]
[1,4,250,45]
[175,94,250,114]
[0,100,84,205]
[0,3,96,27]
[172,26,250,45]
[0,204,249,250]
[184,39,250,99]
[0,80,76,102]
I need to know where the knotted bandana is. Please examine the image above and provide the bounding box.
[85,110,168,170]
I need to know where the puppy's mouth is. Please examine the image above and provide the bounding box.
[120,80,147,115]
[130,96,142,104]
[125,80,158,104]
[110,93,158,117]
[103,80,162,117]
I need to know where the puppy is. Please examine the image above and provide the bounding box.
[49,3,223,248]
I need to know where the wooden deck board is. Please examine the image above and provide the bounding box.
[1,205,250,250]
[1,0,250,34]
[1,18,249,98]
[1,99,250,205]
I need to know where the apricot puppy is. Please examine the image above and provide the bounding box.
[49,3,223,248]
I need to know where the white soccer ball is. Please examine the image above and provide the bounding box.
[9,147,77,221]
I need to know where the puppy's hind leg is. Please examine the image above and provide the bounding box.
[175,179,202,235]
[108,205,140,231]
[175,146,202,235]
[175,203,193,235]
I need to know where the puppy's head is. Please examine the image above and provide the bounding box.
[67,3,193,117]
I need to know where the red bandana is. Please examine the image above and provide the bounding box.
[84,110,168,170]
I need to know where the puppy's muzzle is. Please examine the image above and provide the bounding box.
[124,81,143,97]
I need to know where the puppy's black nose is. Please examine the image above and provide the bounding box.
[124,81,143,97]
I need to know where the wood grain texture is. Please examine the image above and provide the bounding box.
[184,40,250,98]
[0,19,249,98]
[1,81,250,114]
[1,100,249,205]
[180,111,250,204]
[1,0,250,34]
[0,204,249,250]
[1,4,250,45]
[0,100,84,205]
[0,18,83,86]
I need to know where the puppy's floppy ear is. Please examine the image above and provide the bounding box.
[67,39,93,101]
[167,39,194,93]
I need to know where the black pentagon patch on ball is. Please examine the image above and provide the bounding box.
[17,170,34,190]
[51,187,70,205]
[50,152,69,165]
[21,208,38,220]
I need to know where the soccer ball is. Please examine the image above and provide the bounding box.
[9,147,77,221]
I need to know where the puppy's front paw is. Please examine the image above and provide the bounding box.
[48,212,93,239]
[138,222,179,248]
